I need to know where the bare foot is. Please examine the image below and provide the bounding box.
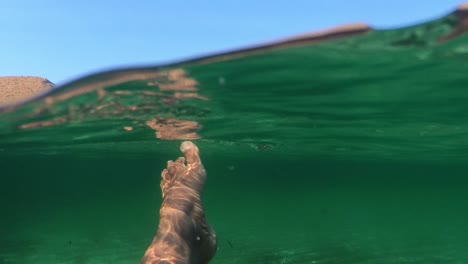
[142,141,217,264]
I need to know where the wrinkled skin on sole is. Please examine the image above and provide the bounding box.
[141,141,217,264]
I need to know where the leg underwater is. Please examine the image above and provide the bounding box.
[141,141,217,264]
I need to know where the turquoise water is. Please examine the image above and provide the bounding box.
[1,13,468,263]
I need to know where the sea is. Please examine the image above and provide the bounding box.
[1,13,468,264]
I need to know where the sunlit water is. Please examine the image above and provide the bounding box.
[1,14,468,263]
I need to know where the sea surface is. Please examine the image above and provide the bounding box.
[1,14,468,263]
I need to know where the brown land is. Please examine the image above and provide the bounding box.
[439,3,468,43]
[193,23,372,65]
[0,76,54,105]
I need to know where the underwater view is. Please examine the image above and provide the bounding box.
[2,7,468,264]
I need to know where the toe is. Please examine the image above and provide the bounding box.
[161,168,171,181]
[167,158,188,180]
[180,141,201,166]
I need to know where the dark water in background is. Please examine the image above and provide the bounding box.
[1,14,468,263]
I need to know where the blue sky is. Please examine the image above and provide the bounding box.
[0,0,463,84]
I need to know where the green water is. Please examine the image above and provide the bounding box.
[1,14,468,263]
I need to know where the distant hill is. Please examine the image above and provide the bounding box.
[0,76,54,105]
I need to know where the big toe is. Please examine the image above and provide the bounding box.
[180,141,201,166]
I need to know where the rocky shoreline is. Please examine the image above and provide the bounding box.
[0,76,54,105]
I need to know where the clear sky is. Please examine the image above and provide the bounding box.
[0,0,463,84]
